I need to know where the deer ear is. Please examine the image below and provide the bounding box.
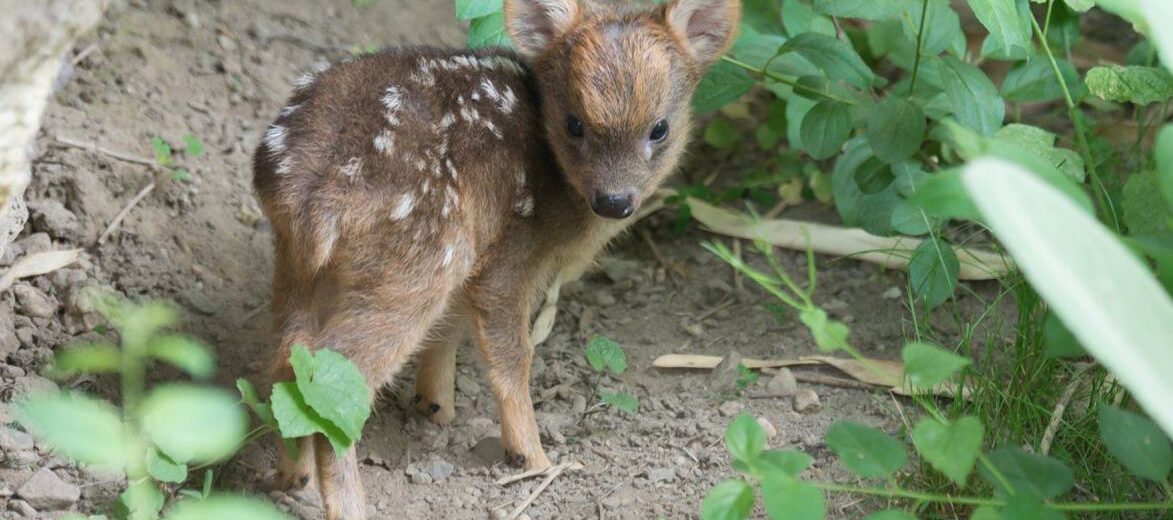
[504,0,581,59]
[664,0,741,65]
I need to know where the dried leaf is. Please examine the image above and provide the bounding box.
[0,249,82,292]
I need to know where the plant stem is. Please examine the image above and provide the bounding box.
[1028,12,1121,232]
[814,482,1173,512]
[908,0,930,97]
[721,56,856,105]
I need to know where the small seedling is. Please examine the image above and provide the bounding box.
[150,133,205,182]
[349,43,381,56]
[584,336,639,414]
[734,364,758,393]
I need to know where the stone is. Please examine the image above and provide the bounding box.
[12,375,58,398]
[0,306,18,359]
[756,417,778,439]
[425,457,455,481]
[8,498,37,517]
[793,389,822,414]
[404,463,432,485]
[16,468,79,510]
[0,196,27,261]
[26,199,78,240]
[717,400,744,418]
[765,368,798,398]
[455,374,480,396]
[471,436,505,465]
[13,285,56,319]
[882,287,903,300]
[0,427,35,452]
[646,467,675,483]
[710,351,744,393]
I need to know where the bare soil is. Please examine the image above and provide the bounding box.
[0,1,993,518]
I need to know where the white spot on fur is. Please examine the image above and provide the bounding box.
[480,79,501,102]
[312,59,331,74]
[421,178,431,194]
[294,72,316,89]
[374,130,395,154]
[381,86,403,111]
[391,193,415,221]
[441,244,456,267]
[276,156,295,175]
[444,158,458,180]
[264,125,288,155]
[442,185,459,217]
[498,86,517,114]
[439,113,456,129]
[483,120,503,139]
[414,158,427,171]
[279,104,302,118]
[340,157,363,182]
[480,56,525,75]
[515,194,535,217]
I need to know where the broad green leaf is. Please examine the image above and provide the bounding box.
[270,382,351,454]
[854,158,895,194]
[866,98,925,163]
[783,0,836,37]
[866,511,917,520]
[704,119,742,150]
[165,495,291,520]
[1158,125,1173,207]
[1098,405,1173,482]
[53,343,121,374]
[825,421,907,478]
[140,385,247,464]
[783,33,878,88]
[1085,65,1173,105]
[890,200,933,236]
[146,447,188,483]
[937,57,1005,135]
[908,237,959,308]
[902,0,965,57]
[994,124,1085,183]
[800,100,853,159]
[909,169,981,221]
[236,378,273,425]
[1063,0,1093,11]
[962,158,1173,437]
[980,447,1073,499]
[599,391,639,413]
[971,507,1000,520]
[1003,495,1068,520]
[1141,0,1173,71]
[694,60,755,113]
[700,480,754,520]
[151,137,172,166]
[585,336,628,375]
[293,347,371,447]
[811,0,909,20]
[150,335,214,379]
[902,342,970,389]
[911,416,983,486]
[799,308,850,352]
[742,0,785,34]
[181,134,205,157]
[467,13,510,48]
[756,449,814,476]
[726,413,766,463]
[1043,312,1085,358]
[117,480,164,520]
[761,475,825,520]
[112,301,179,353]
[1122,170,1171,235]
[18,392,126,469]
[1002,57,1081,102]
[455,0,502,20]
[968,0,1030,60]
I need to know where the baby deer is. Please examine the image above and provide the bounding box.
[253,0,739,517]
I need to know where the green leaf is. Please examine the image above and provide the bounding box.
[994,124,1085,183]
[866,98,925,164]
[937,57,1005,135]
[1002,57,1082,102]
[866,511,918,520]
[800,100,853,159]
[911,416,983,486]
[171,169,192,183]
[726,413,766,463]
[902,342,970,389]
[150,335,215,379]
[271,382,338,439]
[181,134,205,157]
[783,0,837,37]
[117,480,164,520]
[599,391,639,413]
[455,0,502,21]
[704,119,742,150]
[1043,312,1085,358]
[112,301,179,353]
[1158,125,1173,208]
[968,0,1030,60]
[1142,0,1173,71]
[700,480,754,520]
[1063,0,1093,11]
[146,447,188,483]
[854,158,895,194]
[694,60,755,114]
[756,449,814,476]
[890,200,933,236]
[825,421,907,478]
[467,13,510,48]
[1002,495,1067,520]
[971,506,1000,520]
[783,33,878,88]
[292,347,371,448]
[799,308,850,352]
[17,392,126,469]
[1085,65,1173,105]
[1123,170,1171,235]
[151,137,172,166]
[902,0,965,57]
[236,379,273,425]
[811,0,909,21]
[908,237,959,308]
[53,343,121,375]
[585,336,628,375]
[165,495,291,520]
[909,169,981,221]
[140,385,247,464]
[1098,404,1173,482]
[761,475,825,520]
[980,447,1073,499]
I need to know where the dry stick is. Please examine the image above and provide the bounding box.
[97,181,156,245]
[52,135,156,167]
[1040,363,1096,456]
[71,42,101,66]
[638,227,676,284]
[495,461,579,486]
[505,462,582,520]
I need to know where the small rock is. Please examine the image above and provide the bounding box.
[489,509,509,520]
[16,468,80,510]
[756,417,778,439]
[680,319,704,338]
[456,374,480,396]
[180,289,218,315]
[0,311,18,359]
[425,457,455,481]
[793,389,822,414]
[765,368,798,398]
[13,285,57,319]
[882,287,903,300]
[8,498,37,517]
[472,437,505,465]
[594,290,616,307]
[404,463,432,485]
[12,375,58,399]
[571,394,587,416]
[0,427,35,452]
[717,400,744,417]
[710,351,744,393]
[26,200,78,240]
[647,467,675,483]
[14,233,52,256]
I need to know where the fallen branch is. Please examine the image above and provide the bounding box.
[497,462,582,520]
[52,135,156,168]
[97,181,156,245]
[0,249,82,292]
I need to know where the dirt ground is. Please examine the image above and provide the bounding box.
[0,1,990,518]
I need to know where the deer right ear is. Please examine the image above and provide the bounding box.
[504,0,581,59]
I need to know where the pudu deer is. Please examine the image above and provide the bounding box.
[253,0,740,517]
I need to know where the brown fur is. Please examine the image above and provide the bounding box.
[253,1,738,518]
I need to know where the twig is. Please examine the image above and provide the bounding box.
[638,227,677,284]
[71,42,101,66]
[506,462,582,520]
[495,461,579,486]
[732,239,745,292]
[52,135,156,168]
[97,181,156,245]
[1040,364,1095,455]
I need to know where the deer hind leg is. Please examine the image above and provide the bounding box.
[414,315,468,425]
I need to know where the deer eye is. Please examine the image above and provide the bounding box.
[566,115,585,138]
[649,119,669,142]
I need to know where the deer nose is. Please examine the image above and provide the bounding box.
[591,192,636,219]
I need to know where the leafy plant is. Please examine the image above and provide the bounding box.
[584,336,639,413]
[734,363,759,393]
[150,134,204,182]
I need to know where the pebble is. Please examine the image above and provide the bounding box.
[756,417,778,439]
[882,287,903,299]
[456,374,481,396]
[16,468,79,510]
[13,285,57,319]
[426,457,455,481]
[8,499,37,517]
[710,351,744,393]
[765,368,798,397]
[793,389,822,413]
[647,467,675,483]
[489,509,508,520]
[717,400,744,417]
[0,427,35,452]
[594,290,617,307]
[26,199,78,240]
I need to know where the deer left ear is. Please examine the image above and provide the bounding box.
[664,0,741,65]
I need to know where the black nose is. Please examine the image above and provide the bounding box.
[591,192,636,219]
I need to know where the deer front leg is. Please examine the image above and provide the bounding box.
[471,309,551,471]
[414,317,467,425]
